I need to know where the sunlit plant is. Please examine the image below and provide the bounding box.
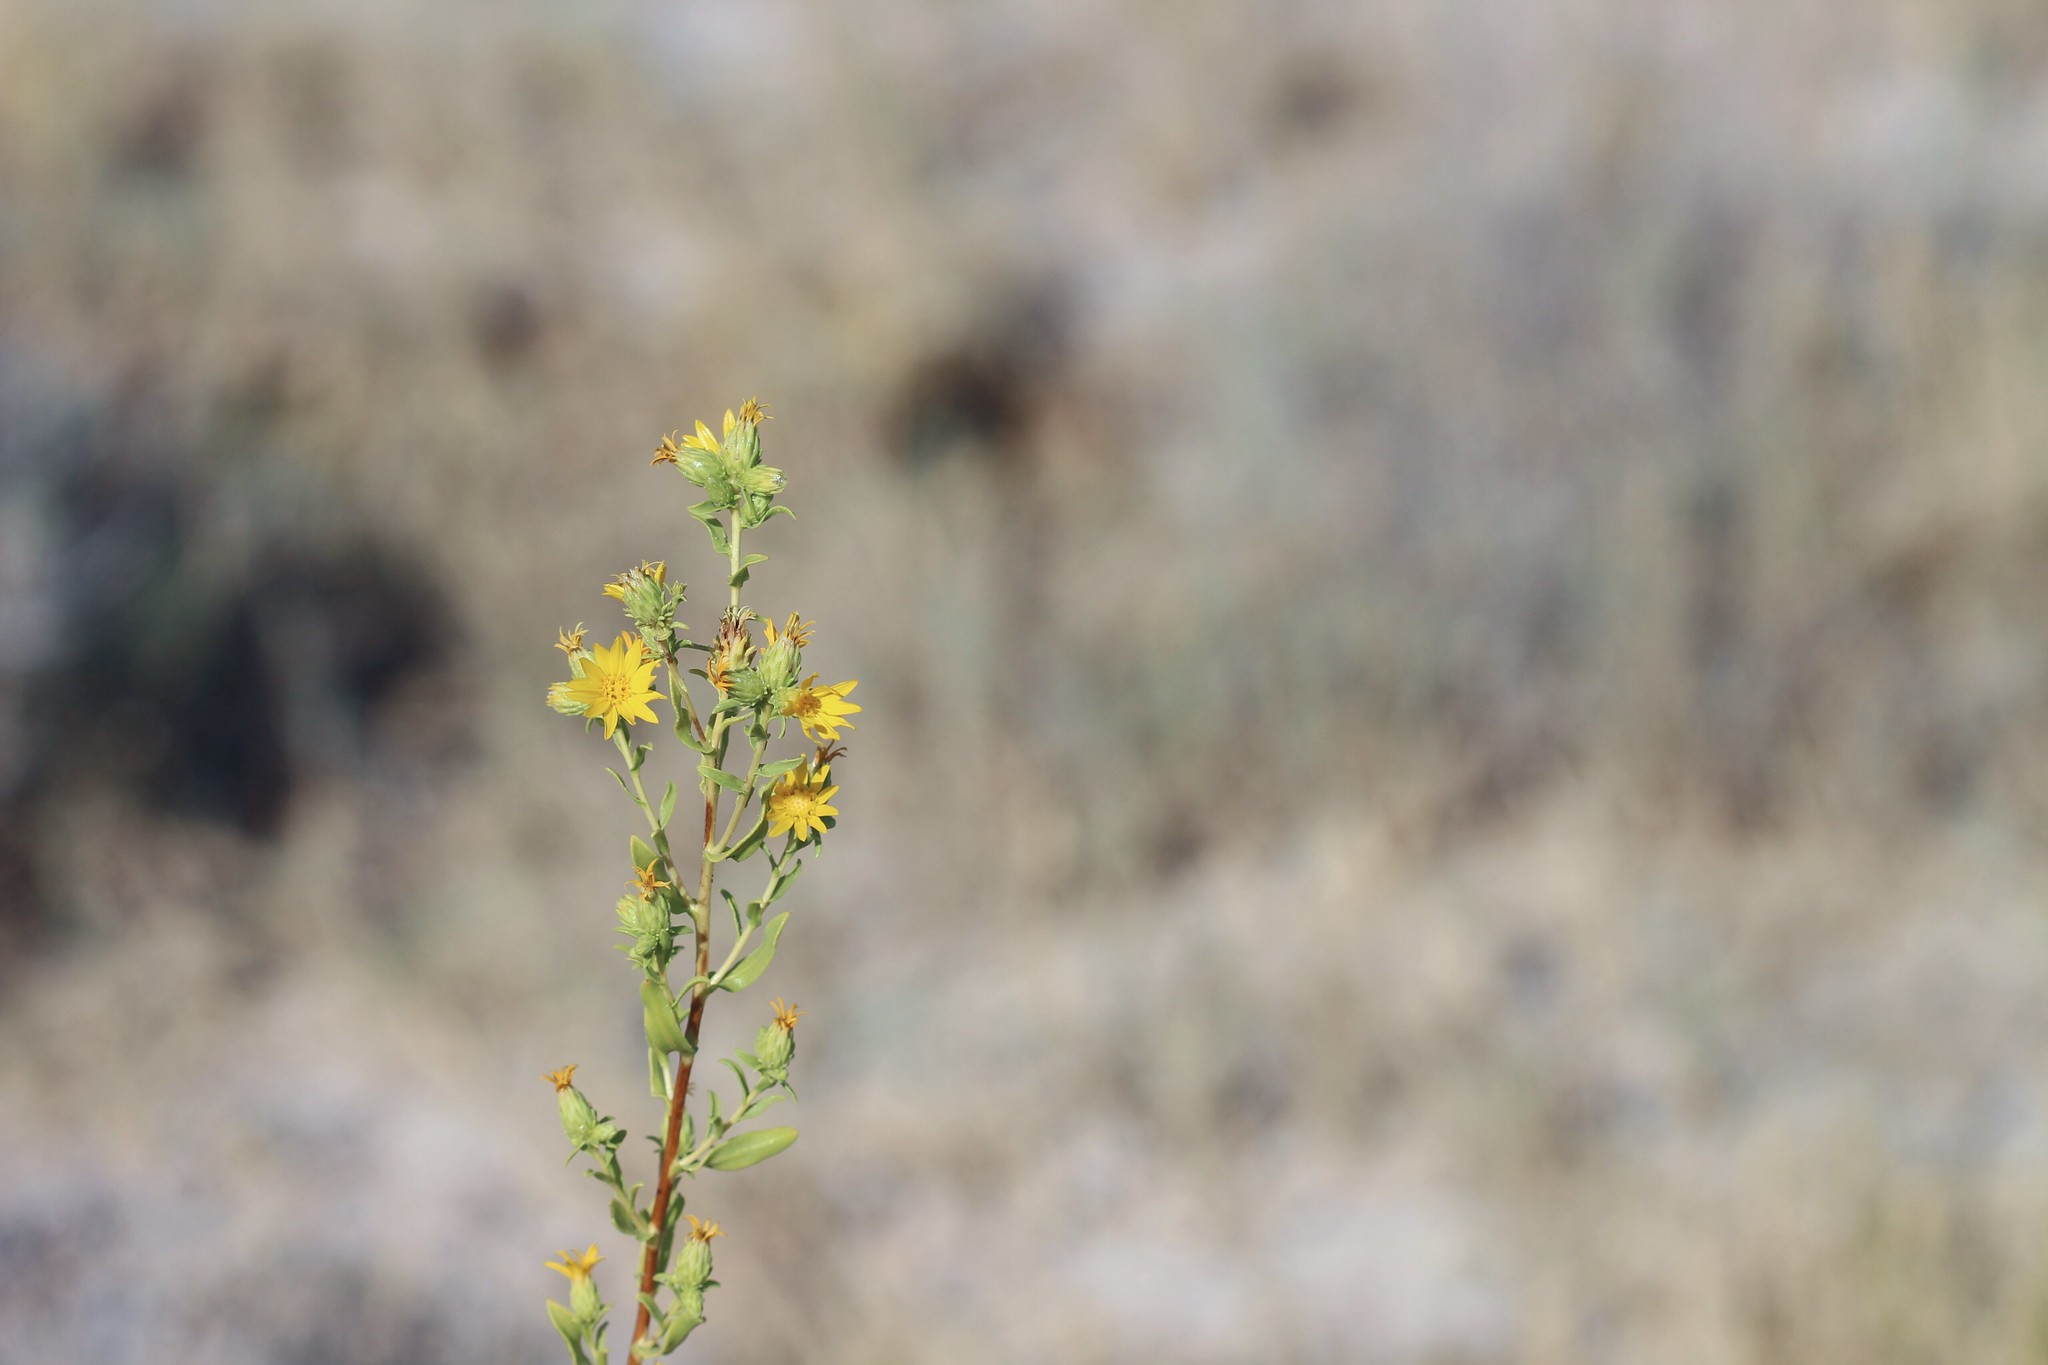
[538,399,857,1361]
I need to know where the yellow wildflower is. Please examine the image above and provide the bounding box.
[542,1065,579,1093]
[628,863,671,900]
[602,561,667,601]
[678,419,722,455]
[559,633,662,737]
[770,998,803,1032]
[761,613,814,649]
[545,1244,604,1282]
[766,759,839,841]
[554,623,588,655]
[782,675,860,742]
[684,1214,725,1243]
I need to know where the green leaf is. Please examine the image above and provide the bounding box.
[757,756,804,780]
[765,858,804,903]
[726,810,770,863]
[610,1196,650,1239]
[720,913,788,991]
[658,782,677,829]
[698,761,747,793]
[546,1300,584,1346]
[740,553,769,568]
[642,980,690,1056]
[705,1126,798,1171]
[630,836,659,871]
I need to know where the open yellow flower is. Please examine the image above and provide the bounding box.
[782,675,859,742]
[560,633,661,737]
[546,1244,604,1282]
[766,760,838,841]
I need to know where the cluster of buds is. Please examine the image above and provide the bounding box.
[603,561,688,655]
[653,398,786,536]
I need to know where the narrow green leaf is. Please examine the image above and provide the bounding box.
[757,756,804,780]
[658,782,677,829]
[719,912,788,991]
[698,761,746,793]
[727,809,770,863]
[705,1126,798,1171]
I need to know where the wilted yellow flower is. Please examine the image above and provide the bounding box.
[628,863,671,900]
[546,1244,604,1282]
[542,1065,579,1093]
[770,998,803,1032]
[651,432,682,466]
[602,561,668,601]
[766,760,839,841]
[555,623,588,656]
[683,1214,725,1243]
[761,614,813,649]
[782,676,859,742]
[737,397,770,425]
[560,633,662,737]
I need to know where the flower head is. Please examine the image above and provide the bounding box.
[628,863,671,901]
[542,1064,579,1093]
[602,561,667,601]
[766,759,839,842]
[770,998,803,1032]
[559,633,662,737]
[684,1214,725,1243]
[761,613,813,650]
[546,1244,604,1282]
[782,676,860,743]
[738,397,770,425]
[651,431,682,466]
[555,623,588,656]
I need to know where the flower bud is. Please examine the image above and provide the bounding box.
[753,1022,793,1076]
[673,1217,720,1287]
[557,1084,601,1147]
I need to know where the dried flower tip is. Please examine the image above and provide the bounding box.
[542,1065,579,1093]
[628,864,672,900]
[770,998,803,1032]
[684,1214,725,1243]
[651,431,682,466]
[554,623,588,655]
[737,397,770,425]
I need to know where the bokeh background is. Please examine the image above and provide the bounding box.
[6,0,2048,1360]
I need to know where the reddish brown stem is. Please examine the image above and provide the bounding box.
[629,790,718,1354]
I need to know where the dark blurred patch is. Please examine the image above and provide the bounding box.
[471,282,546,372]
[0,392,461,958]
[886,283,1071,473]
[1267,55,1364,146]
[111,55,213,181]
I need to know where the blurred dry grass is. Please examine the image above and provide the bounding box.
[7,0,2048,1361]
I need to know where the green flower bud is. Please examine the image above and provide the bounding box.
[569,1270,602,1322]
[673,1218,719,1287]
[558,1085,602,1147]
[755,636,800,694]
[753,1021,793,1075]
[661,1284,705,1350]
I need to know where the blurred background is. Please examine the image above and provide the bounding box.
[5,0,2048,1360]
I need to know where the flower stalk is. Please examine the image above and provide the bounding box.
[539,400,848,1361]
